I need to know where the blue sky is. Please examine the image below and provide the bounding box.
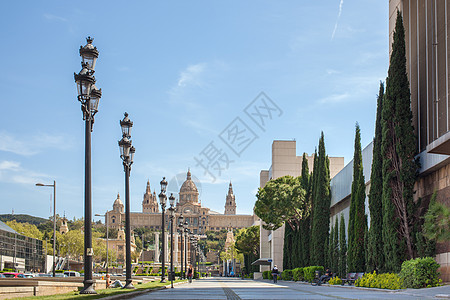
[0,1,389,220]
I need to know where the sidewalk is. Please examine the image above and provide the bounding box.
[264,279,450,299]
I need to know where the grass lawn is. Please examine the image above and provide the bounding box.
[18,279,187,300]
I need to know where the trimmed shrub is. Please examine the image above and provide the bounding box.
[281,269,293,281]
[328,276,342,285]
[399,257,441,288]
[303,266,324,282]
[292,267,304,281]
[355,271,403,290]
[263,270,271,279]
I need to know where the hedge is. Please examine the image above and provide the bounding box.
[262,270,271,279]
[355,271,403,290]
[303,266,324,282]
[281,269,293,281]
[292,267,304,281]
[399,257,441,288]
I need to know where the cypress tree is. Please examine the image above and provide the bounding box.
[333,217,339,274]
[382,11,419,272]
[348,123,367,272]
[283,222,293,269]
[338,214,347,278]
[299,153,311,267]
[328,225,334,268]
[311,132,331,266]
[309,148,319,263]
[367,82,385,273]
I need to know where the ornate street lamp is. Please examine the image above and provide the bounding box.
[74,37,101,294]
[178,214,184,279]
[158,177,168,283]
[184,220,189,278]
[118,113,135,289]
[168,193,176,288]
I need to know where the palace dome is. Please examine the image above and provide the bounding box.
[180,170,198,194]
[113,193,123,206]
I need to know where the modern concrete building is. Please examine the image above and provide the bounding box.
[389,0,450,281]
[258,140,345,273]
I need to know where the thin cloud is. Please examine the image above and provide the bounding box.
[319,93,350,104]
[177,63,206,87]
[331,0,344,40]
[43,13,68,22]
[0,160,49,185]
[0,131,74,156]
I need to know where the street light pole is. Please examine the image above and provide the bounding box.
[36,181,56,277]
[95,212,109,277]
[118,112,135,290]
[74,36,101,295]
[178,214,184,279]
[158,178,168,283]
[168,194,175,289]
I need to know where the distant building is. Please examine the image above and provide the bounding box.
[0,220,43,272]
[106,170,257,234]
[258,140,345,273]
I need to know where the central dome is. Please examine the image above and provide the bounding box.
[180,170,198,193]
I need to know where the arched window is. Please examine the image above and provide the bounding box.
[112,216,116,224]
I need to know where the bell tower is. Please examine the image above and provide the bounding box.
[224,182,236,215]
[142,180,159,213]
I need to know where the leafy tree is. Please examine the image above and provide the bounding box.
[423,192,450,243]
[367,82,385,273]
[255,176,307,231]
[310,132,331,266]
[6,220,43,240]
[338,214,347,278]
[348,123,367,272]
[235,226,260,273]
[382,11,419,271]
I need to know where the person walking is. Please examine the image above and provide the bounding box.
[271,265,279,283]
[187,265,193,283]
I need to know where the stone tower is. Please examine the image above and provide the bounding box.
[142,180,159,213]
[113,193,124,213]
[224,182,236,215]
[60,216,69,234]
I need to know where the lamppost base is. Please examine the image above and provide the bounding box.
[123,280,135,289]
[80,280,97,294]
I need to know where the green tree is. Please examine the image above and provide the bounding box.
[6,220,43,240]
[328,225,334,269]
[310,132,331,266]
[298,153,311,267]
[348,123,367,272]
[235,226,260,273]
[423,192,450,243]
[255,176,308,231]
[382,11,419,271]
[367,82,385,273]
[338,214,347,278]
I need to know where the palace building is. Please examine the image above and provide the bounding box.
[106,170,257,234]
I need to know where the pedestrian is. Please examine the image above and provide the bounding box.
[187,265,193,283]
[271,265,279,283]
[318,268,333,285]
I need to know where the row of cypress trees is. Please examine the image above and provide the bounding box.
[283,132,331,270]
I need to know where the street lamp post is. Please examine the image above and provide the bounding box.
[168,194,175,288]
[178,214,184,279]
[158,177,168,283]
[184,222,189,278]
[118,112,135,289]
[74,36,101,294]
[36,181,56,277]
[95,213,109,278]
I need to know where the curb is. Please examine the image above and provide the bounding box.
[435,295,450,299]
[101,281,187,300]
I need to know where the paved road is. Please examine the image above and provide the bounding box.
[129,277,450,299]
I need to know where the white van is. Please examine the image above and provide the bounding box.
[64,271,81,277]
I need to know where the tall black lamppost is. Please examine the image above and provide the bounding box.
[118,112,135,289]
[158,177,168,283]
[184,221,189,277]
[74,37,101,294]
[178,214,184,279]
[168,194,175,288]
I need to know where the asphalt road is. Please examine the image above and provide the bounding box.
[128,277,450,299]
